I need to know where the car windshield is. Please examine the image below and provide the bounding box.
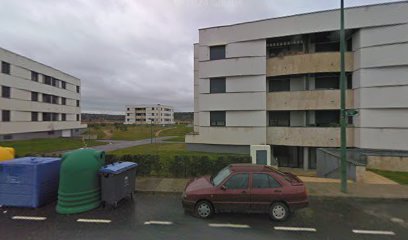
[212,167,231,186]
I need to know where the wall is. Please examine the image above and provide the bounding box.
[367,155,408,172]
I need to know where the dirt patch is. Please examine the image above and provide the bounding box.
[154,127,176,137]
[103,129,113,139]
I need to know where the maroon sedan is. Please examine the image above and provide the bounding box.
[182,164,308,221]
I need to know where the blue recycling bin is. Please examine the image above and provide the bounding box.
[0,157,61,208]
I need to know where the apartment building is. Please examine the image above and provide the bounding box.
[186,2,408,169]
[0,47,86,140]
[124,104,175,125]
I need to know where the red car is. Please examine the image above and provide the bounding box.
[182,164,308,221]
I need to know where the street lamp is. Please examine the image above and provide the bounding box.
[149,118,154,144]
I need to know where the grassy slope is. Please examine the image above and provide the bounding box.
[0,138,105,156]
[369,169,408,185]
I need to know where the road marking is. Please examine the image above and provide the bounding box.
[208,223,251,229]
[274,226,317,232]
[12,216,47,221]
[390,217,404,223]
[352,230,395,235]
[77,218,111,223]
[144,221,173,225]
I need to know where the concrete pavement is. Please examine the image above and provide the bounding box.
[93,136,174,152]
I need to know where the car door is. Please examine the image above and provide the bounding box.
[250,173,282,212]
[211,173,250,212]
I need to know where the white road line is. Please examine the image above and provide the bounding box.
[352,229,395,235]
[12,216,47,221]
[274,226,317,232]
[77,218,111,223]
[144,221,173,225]
[208,223,251,229]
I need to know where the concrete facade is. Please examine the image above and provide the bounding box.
[186,2,408,169]
[0,47,86,141]
[124,104,174,125]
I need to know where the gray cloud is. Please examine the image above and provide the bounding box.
[0,0,399,113]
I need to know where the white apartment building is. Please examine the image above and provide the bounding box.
[186,2,408,169]
[0,47,86,141]
[124,104,175,125]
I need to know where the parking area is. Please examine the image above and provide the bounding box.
[1,193,407,240]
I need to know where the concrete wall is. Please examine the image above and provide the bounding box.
[367,155,408,172]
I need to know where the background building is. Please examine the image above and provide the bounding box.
[0,47,86,140]
[125,104,175,125]
[186,2,408,169]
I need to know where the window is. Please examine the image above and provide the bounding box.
[52,113,58,121]
[52,78,59,87]
[315,73,339,89]
[52,95,59,104]
[209,45,225,60]
[210,77,226,93]
[61,97,66,105]
[48,131,55,135]
[1,61,10,74]
[31,92,38,101]
[224,173,249,189]
[210,111,225,126]
[269,111,290,126]
[76,114,80,121]
[61,113,66,121]
[267,36,304,58]
[61,81,66,89]
[43,94,52,103]
[31,112,38,121]
[252,174,281,189]
[31,71,39,81]
[315,110,340,127]
[2,86,10,98]
[3,135,12,140]
[76,100,80,107]
[346,73,352,89]
[43,75,52,85]
[42,112,52,121]
[269,77,290,92]
[76,86,80,93]
[2,110,10,122]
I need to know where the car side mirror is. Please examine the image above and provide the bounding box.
[221,185,227,191]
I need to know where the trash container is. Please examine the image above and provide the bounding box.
[0,146,15,162]
[99,162,138,208]
[0,157,61,208]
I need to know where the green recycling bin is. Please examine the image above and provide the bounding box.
[56,148,105,214]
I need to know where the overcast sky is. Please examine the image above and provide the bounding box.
[0,0,400,114]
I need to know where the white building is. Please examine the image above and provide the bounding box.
[125,104,174,125]
[186,2,408,169]
[0,47,86,140]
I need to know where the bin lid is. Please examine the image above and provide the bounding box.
[0,157,61,165]
[99,162,138,174]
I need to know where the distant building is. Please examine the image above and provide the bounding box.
[186,2,408,169]
[0,47,86,141]
[124,104,175,125]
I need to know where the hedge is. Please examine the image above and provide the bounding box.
[105,154,251,178]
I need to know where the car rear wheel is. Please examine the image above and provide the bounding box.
[269,202,289,221]
[195,200,214,219]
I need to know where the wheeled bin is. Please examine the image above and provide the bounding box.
[99,162,138,208]
[0,157,61,208]
[0,146,15,162]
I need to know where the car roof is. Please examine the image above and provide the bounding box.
[229,164,282,173]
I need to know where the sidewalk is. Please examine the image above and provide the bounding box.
[135,176,408,200]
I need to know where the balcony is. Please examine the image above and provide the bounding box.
[267,127,354,147]
[266,52,353,77]
[267,89,354,110]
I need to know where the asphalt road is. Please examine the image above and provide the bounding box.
[0,193,407,240]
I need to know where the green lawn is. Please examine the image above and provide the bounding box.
[110,143,246,161]
[0,138,106,156]
[165,136,186,142]
[369,169,408,185]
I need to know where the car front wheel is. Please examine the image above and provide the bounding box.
[195,200,214,219]
[269,202,289,221]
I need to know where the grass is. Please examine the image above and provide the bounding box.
[110,143,247,161]
[165,136,186,142]
[369,169,408,185]
[0,138,106,156]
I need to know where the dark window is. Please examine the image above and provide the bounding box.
[2,86,10,98]
[315,73,339,89]
[210,111,226,126]
[3,135,13,140]
[267,36,304,58]
[252,174,281,189]
[52,78,59,87]
[61,113,66,121]
[269,77,290,92]
[127,108,130,111]
[210,77,226,93]
[224,173,249,189]
[52,95,59,104]
[48,131,55,135]
[76,100,80,107]
[348,115,353,125]
[312,31,353,52]
[76,114,80,121]
[31,92,38,101]
[61,81,66,89]
[269,111,290,126]
[346,73,352,89]
[274,146,304,168]
[43,75,52,85]
[52,113,58,121]
[31,71,39,81]
[61,97,66,105]
[76,86,80,93]
[1,61,10,74]
[42,112,52,121]
[209,45,226,60]
[315,110,340,127]
[31,112,38,121]
[126,113,130,116]
[2,110,10,122]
